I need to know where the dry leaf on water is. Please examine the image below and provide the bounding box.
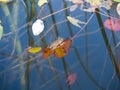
[67,16,86,28]
[28,47,41,53]
[42,48,53,58]
[42,38,72,59]
[54,47,66,58]
[0,0,12,3]
[66,73,77,85]
[38,0,48,7]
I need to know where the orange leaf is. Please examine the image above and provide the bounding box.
[42,47,53,58]
[42,38,72,59]
[54,39,72,58]
[63,39,72,53]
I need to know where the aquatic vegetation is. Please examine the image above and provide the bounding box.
[114,0,120,2]
[0,0,120,90]
[104,18,120,31]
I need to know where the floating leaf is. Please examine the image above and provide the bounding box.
[117,3,120,15]
[86,0,101,7]
[38,0,48,7]
[0,21,3,40]
[114,0,120,2]
[49,37,64,50]
[100,0,113,10]
[42,38,72,59]
[28,47,41,53]
[67,16,86,28]
[66,73,77,85]
[53,38,72,58]
[0,0,12,3]
[32,19,44,36]
[63,39,72,53]
[104,18,120,31]
[54,47,66,58]
[42,47,53,58]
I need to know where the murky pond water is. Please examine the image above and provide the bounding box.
[0,0,120,90]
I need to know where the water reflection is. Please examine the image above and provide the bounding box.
[0,0,120,90]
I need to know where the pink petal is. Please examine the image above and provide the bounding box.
[66,73,77,85]
[104,18,120,31]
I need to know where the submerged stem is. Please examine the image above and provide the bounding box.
[95,8,120,80]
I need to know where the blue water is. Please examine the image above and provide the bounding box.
[0,0,120,90]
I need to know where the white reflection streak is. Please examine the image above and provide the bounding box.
[115,42,120,48]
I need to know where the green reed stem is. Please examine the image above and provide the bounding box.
[48,0,59,37]
[62,1,104,89]
[1,2,26,90]
[74,47,105,89]
[25,58,30,90]
[62,58,71,90]
[85,12,89,70]
[48,58,63,90]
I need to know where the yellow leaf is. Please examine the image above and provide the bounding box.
[38,0,48,7]
[28,47,41,53]
[85,0,101,7]
[54,47,66,58]
[0,0,11,3]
